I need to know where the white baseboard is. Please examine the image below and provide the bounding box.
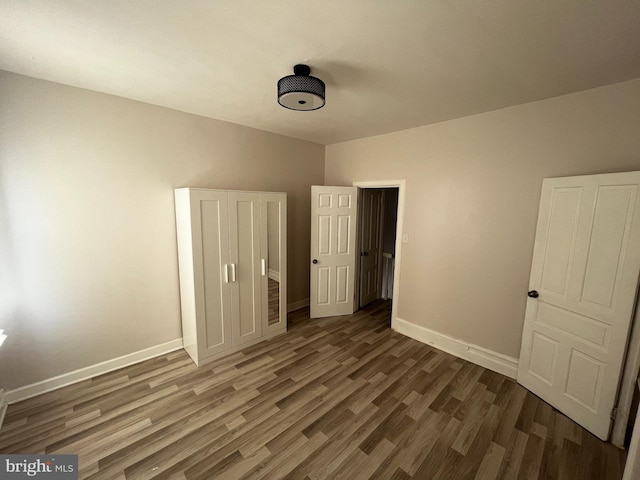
[6,338,183,405]
[287,297,310,313]
[0,388,7,429]
[393,317,518,379]
[268,269,280,282]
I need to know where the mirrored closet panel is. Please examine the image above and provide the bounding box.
[262,193,287,335]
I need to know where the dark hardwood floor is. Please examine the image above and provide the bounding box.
[0,301,627,479]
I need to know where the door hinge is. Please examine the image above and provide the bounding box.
[611,407,618,420]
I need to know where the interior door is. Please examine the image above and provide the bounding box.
[228,191,262,346]
[310,186,358,318]
[518,171,640,440]
[359,189,384,308]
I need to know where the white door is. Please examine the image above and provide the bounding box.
[359,189,384,308]
[228,191,262,346]
[310,186,358,318]
[518,171,640,440]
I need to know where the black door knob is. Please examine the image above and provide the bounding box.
[312,259,318,264]
[528,290,539,298]
[363,251,369,256]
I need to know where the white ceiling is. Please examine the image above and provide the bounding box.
[2,1,640,145]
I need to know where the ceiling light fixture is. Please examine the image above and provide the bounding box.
[277,64,325,111]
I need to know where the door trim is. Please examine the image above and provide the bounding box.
[623,401,640,479]
[353,180,405,330]
[612,302,640,446]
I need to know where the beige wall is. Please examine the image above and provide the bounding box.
[0,71,324,390]
[3,69,640,391]
[326,79,640,359]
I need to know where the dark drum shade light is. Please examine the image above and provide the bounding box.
[277,64,325,111]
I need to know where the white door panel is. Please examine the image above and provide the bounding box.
[200,198,229,352]
[310,186,358,318]
[228,192,262,345]
[186,190,233,358]
[518,171,640,440]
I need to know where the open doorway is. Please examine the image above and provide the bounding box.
[357,187,399,310]
[308,180,405,323]
[352,180,405,327]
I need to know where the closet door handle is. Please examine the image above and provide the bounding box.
[230,263,237,282]
[224,264,230,283]
[261,259,267,276]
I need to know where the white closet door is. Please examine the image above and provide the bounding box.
[189,189,233,359]
[228,192,263,346]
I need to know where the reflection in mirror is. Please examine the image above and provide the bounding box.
[267,201,280,325]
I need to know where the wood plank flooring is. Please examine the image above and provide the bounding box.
[268,278,279,325]
[0,301,627,479]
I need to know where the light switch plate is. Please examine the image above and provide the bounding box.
[402,233,409,244]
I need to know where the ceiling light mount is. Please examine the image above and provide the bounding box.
[277,64,325,111]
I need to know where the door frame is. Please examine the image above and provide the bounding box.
[353,180,406,328]
[612,302,640,446]
[624,404,640,479]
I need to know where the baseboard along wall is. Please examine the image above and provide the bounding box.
[268,269,280,282]
[2,310,517,430]
[287,297,310,313]
[5,301,311,407]
[5,339,184,406]
[393,317,519,379]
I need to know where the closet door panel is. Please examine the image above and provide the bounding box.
[198,194,232,357]
[228,192,262,346]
